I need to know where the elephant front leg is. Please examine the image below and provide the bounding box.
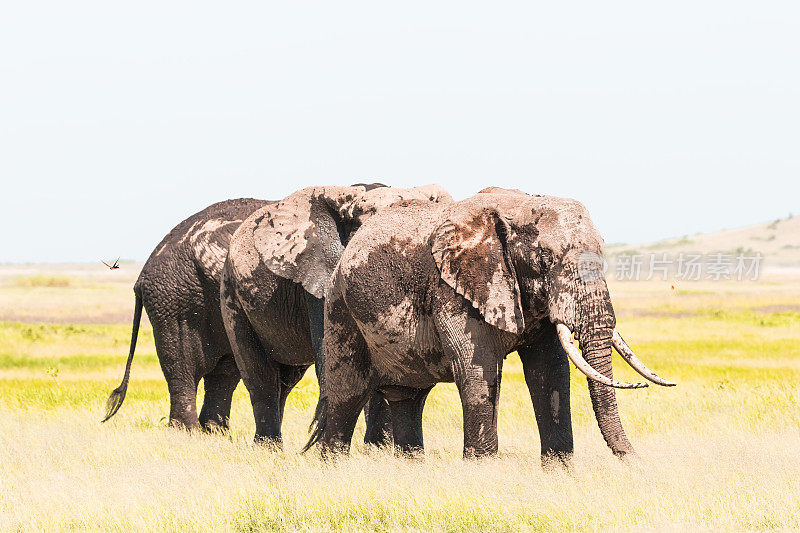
[443,339,503,458]
[363,393,392,447]
[439,312,505,458]
[252,364,307,443]
[238,351,284,445]
[250,380,283,445]
[387,386,433,455]
[519,323,574,464]
[199,353,241,432]
[278,364,309,416]
[453,356,502,458]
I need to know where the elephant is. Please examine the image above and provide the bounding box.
[103,198,271,430]
[220,184,453,445]
[103,184,390,430]
[305,190,674,459]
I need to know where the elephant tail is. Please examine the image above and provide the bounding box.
[302,395,328,453]
[101,292,143,423]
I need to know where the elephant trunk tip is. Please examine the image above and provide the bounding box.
[614,447,641,463]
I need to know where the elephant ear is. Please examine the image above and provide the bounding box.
[253,186,365,298]
[431,206,524,334]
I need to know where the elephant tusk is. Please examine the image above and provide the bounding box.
[613,330,677,387]
[555,324,648,390]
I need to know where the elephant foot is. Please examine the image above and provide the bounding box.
[319,440,352,460]
[462,445,498,460]
[363,429,392,448]
[168,417,201,432]
[540,451,573,469]
[254,434,283,450]
[200,416,229,434]
[394,445,425,460]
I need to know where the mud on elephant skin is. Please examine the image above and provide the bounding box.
[307,190,674,460]
[103,198,272,431]
[220,184,452,445]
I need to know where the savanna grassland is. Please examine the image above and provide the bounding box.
[1,264,799,531]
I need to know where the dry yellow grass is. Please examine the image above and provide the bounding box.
[1,265,799,531]
[3,410,798,531]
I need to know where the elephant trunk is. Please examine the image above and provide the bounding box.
[578,322,635,456]
[551,261,636,457]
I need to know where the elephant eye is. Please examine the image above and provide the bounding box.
[538,248,554,270]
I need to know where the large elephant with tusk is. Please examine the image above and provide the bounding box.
[306,188,674,460]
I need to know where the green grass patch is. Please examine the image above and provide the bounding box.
[699,309,800,327]
[0,321,152,344]
[0,352,158,370]
[0,321,155,359]
[0,377,168,410]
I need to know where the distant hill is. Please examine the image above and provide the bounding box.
[606,215,800,268]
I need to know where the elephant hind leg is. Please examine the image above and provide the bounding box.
[221,291,284,445]
[150,315,202,431]
[199,353,240,432]
[306,293,391,449]
[312,290,374,456]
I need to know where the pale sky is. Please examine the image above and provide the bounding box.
[1,2,798,263]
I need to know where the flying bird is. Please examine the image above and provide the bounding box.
[102,258,120,270]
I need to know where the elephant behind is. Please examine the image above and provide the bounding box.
[220,184,453,445]
[103,198,271,430]
[307,191,674,459]
[103,184,390,431]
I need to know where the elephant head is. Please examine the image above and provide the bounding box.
[255,184,452,298]
[432,192,673,456]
